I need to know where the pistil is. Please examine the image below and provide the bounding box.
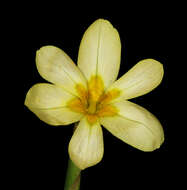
[87,100,97,114]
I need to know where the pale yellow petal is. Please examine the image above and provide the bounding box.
[25,83,82,125]
[78,19,121,89]
[107,59,164,101]
[27,107,82,126]
[36,46,87,96]
[25,83,74,109]
[100,100,164,151]
[69,118,104,169]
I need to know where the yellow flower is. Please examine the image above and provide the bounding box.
[25,19,164,170]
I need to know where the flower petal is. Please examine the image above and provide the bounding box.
[100,100,164,151]
[36,46,87,96]
[25,83,74,109]
[107,59,164,100]
[69,118,104,169]
[25,83,82,125]
[78,19,121,89]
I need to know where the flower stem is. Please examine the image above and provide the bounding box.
[64,123,81,190]
[64,158,81,190]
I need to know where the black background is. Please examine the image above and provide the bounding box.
[23,4,171,190]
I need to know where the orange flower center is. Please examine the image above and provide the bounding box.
[67,75,120,124]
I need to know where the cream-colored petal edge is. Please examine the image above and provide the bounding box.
[27,106,83,126]
[107,59,164,101]
[25,83,83,126]
[25,83,75,109]
[69,117,104,169]
[36,46,87,96]
[78,19,121,89]
[100,100,164,151]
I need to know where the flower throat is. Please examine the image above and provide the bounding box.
[67,75,120,124]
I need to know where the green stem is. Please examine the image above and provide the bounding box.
[64,158,81,190]
[64,123,81,190]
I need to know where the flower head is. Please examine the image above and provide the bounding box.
[25,19,164,170]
